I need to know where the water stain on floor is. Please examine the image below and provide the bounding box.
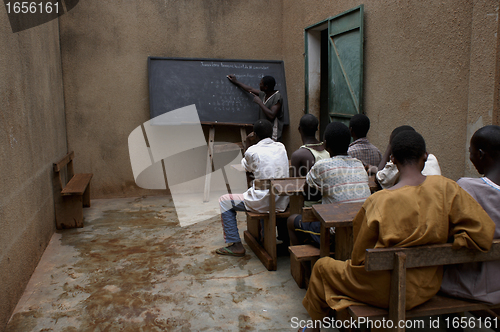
[6,196,310,331]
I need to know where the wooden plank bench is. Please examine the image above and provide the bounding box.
[289,244,321,289]
[53,151,93,229]
[244,177,305,271]
[289,207,323,288]
[347,239,500,331]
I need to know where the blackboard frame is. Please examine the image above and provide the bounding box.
[148,57,289,126]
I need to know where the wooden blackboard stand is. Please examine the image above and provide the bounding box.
[202,122,253,202]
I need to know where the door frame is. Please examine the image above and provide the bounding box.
[305,5,364,132]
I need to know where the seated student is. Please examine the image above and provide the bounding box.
[347,113,382,174]
[216,119,289,257]
[300,131,495,332]
[290,114,330,177]
[376,125,441,189]
[289,113,330,201]
[287,122,371,246]
[280,114,329,246]
[441,125,500,304]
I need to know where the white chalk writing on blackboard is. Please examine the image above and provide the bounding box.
[201,62,269,71]
[148,58,288,125]
[201,62,220,67]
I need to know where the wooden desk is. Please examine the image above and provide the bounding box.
[312,202,363,260]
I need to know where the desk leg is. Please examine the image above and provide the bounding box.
[320,225,331,258]
[247,216,260,239]
[240,127,247,150]
[203,126,215,202]
[263,184,277,271]
[335,227,353,261]
[289,194,304,215]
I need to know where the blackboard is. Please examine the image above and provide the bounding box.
[148,57,289,125]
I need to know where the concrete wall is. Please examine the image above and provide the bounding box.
[463,0,500,176]
[58,0,500,200]
[1,0,499,329]
[283,0,500,181]
[0,15,66,332]
[59,0,284,198]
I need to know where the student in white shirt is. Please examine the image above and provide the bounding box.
[216,119,289,257]
[376,125,441,189]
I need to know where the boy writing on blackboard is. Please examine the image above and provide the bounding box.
[227,74,284,142]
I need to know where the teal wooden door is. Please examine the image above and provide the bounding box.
[328,5,364,126]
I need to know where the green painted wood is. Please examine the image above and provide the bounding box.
[304,31,309,114]
[328,5,364,126]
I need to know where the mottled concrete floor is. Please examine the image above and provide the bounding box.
[6,196,316,332]
[7,196,492,332]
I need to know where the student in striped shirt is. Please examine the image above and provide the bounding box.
[288,121,371,245]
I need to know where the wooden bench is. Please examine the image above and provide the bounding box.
[347,239,500,331]
[289,208,322,288]
[53,151,93,229]
[244,177,305,271]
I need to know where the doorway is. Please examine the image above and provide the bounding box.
[305,5,364,138]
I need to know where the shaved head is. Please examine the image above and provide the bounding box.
[472,125,500,160]
[299,114,319,137]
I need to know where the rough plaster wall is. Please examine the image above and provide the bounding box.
[59,0,499,197]
[0,16,66,332]
[283,0,499,181]
[496,12,500,127]
[464,0,499,177]
[285,0,471,180]
[59,0,283,198]
[363,0,475,181]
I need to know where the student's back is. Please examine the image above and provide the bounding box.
[347,113,382,170]
[306,155,369,204]
[289,114,330,207]
[287,122,370,246]
[290,114,329,178]
[441,125,500,304]
[301,131,495,323]
[305,121,370,205]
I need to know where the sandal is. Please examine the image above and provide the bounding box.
[215,244,245,257]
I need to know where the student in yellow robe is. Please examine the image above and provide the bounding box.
[300,130,495,331]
